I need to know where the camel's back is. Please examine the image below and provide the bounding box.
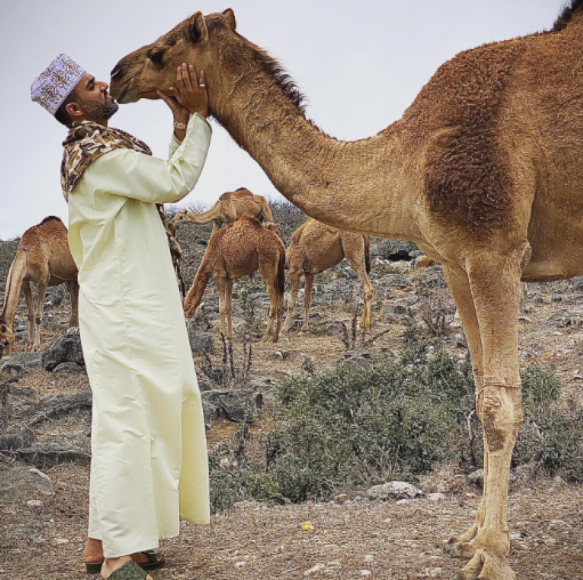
[20,216,68,248]
[400,7,583,239]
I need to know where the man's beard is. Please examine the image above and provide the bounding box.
[81,99,119,122]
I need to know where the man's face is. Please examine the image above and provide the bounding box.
[73,72,119,122]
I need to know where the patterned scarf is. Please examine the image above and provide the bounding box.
[60,120,186,296]
[61,120,152,201]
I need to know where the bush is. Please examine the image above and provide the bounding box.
[514,364,583,481]
[208,335,583,512]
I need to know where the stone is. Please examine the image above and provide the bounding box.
[202,389,263,423]
[186,322,212,354]
[41,328,84,371]
[366,481,423,501]
[53,362,84,373]
[467,469,484,487]
[0,466,54,501]
[427,493,446,502]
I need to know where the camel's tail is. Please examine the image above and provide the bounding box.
[183,258,212,318]
[364,236,371,274]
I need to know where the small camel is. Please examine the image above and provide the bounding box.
[283,218,373,333]
[174,187,274,233]
[183,217,285,342]
[0,216,78,357]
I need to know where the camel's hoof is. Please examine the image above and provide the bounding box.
[443,538,477,559]
[452,549,516,580]
[443,524,479,558]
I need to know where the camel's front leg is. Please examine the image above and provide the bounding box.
[301,273,314,332]
[21,281,35,351]
[450,251,525,580]
[282,270,301,334]
[224,278,234,341]
[33,280,48,351]
[67,280,79,327]
[214,275,229,339]
[442,266,487,555]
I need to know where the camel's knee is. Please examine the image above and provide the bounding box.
[477,386,522,453]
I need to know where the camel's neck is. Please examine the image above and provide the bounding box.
[209,43,423,240]
[1,252,25,327]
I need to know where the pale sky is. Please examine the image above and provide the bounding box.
[0,0,564,240]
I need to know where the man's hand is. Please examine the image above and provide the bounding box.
[169,63,208,118]
[157,64,208,140]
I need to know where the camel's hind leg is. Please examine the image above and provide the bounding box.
[447,249,525,580]
[342,235,373,329]
[66,280,79,327]
[22,281,35,350]
[259,261,282,343]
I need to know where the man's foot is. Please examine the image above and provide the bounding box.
[83,539,163,568]
[101,557,153,580]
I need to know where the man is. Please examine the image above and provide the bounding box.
[31,55,212,580]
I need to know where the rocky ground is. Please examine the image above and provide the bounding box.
[1,205,583,579]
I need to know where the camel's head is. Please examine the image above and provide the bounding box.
[264,221,282,239]
[110,9,237,105]
[173,209,190,225]
[0,321,14,360]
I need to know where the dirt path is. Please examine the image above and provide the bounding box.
[1,464,582,579]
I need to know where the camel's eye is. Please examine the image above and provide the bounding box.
[149,50,165,65]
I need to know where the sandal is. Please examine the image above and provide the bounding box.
[85,550,165,574]
[106,560,152,579]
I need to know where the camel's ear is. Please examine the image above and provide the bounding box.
[189,11,208,44]
[222,9,236,31]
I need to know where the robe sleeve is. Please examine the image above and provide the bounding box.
[83,113,211,204]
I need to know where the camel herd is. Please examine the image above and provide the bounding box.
[0,190,373,354]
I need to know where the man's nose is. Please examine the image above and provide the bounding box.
[98,81,109,91]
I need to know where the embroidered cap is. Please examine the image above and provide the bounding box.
[31,54,86,115]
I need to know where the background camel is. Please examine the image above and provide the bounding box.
[111,3,583,578]
[183,217,285,343]
[283,218,373,334]
[0,217,78,357]
[174,187,274,233]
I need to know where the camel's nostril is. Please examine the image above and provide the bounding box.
[111,66,122,79]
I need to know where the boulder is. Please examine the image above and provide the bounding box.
[366,481,423,501]
[41,328,84,371]
[0,466,53,502]
[186,322,212,354]
[202,389,263,423]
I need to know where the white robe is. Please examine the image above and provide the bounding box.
[67,113,212,558]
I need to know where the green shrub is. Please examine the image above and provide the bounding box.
[514,364,583,481]
[208,339,583,512]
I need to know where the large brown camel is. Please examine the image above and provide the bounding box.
[173,187,274,233]
[0,217,78,357]
[283,218,373,333]
[111,3,583,577]
[183,217,285,342]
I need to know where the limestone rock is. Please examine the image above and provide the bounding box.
[0,466,53,501]
[202,389,263,423]
[366,481,423,501]
[41,328,84,371]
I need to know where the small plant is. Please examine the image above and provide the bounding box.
[200,333,252,389]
